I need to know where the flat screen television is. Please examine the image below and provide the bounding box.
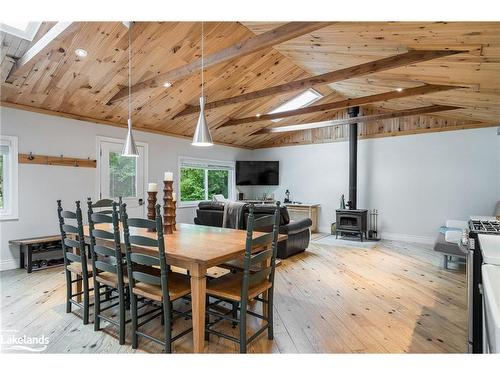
[236,161,279,186]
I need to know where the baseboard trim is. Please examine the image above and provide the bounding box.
[381,232,434,245]
[0,258,19,271]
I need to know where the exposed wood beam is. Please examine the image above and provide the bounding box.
[107,22,334,104]
[5,22,78,83]
[173,49,464,119]
[0,101,253,150]
[251,105,462,135]
[218,84,461,128]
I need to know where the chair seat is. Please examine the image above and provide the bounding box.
[67,262,93,275]
[95,271,129,288]
[132,272,190,302]
[206,273,272,302]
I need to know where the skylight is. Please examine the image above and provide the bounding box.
[0,22,41,41]
[268,89,323,122]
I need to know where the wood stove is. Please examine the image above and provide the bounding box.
[336,209,368,241]
[335,106,369,241]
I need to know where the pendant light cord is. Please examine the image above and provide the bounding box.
[128,21,132,128]
[201,21,204,99]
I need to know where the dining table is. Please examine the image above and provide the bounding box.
[81,222,285,353]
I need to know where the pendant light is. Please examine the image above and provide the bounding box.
[121,21,139,157]
[192,21,213,147]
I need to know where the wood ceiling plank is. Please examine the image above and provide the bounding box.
[173,49,464,119]
[251,105,462,135]
[107,22,333,104]
[218,84,461,128]
[5,22,79,84]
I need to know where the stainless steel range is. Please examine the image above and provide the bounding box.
[463,217,500,353]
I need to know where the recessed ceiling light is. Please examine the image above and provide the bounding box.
[163,81,173,88]
[75,48,88,58]
[396,87,403,92]
[256,113,261,118]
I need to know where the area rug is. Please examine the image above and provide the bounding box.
[312,235,379,249]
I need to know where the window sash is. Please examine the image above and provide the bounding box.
[178,157,235,206]
[0,135,18,220]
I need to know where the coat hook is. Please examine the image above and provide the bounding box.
[28,152,34,160]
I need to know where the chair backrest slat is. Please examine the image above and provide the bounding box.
[95,259,117,274]
[132,271,161,285]
[249,248,273,266]
[63,237,81,249]
[253,215,275,229]
[93,244,116,258]
[91,212,113,223]
[129,235,158,247]
[127,217,157,230]
[92,228,115,240]
[251,232,274,249]
[60,210,77,219]
[62,224,79,234]
[65,251,81,263]
[130,252,160,267]
[92,199,115,208]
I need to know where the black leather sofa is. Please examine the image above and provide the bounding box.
[193,201,312,258]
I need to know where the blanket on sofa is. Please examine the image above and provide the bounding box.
[222,201,246,229]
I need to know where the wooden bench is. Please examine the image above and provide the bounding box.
[9,235,63,273]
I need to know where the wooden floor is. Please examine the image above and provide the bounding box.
[0,237,467,353]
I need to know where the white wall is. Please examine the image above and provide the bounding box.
[0,107,251,270]
[248,127,500,242]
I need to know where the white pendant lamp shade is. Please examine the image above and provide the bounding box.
[192,96,213,146]
[121,21,139,157]
[122,118,139,157]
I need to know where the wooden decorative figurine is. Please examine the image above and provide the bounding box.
[147,183,158,232]
[163,172,175,234]
[172,192,177,231]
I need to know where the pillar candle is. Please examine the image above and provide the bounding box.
[164,171,173,181]
[147,182,158,192]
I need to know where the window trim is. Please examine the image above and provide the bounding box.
[0,135,19,221]
[178,156,235,208]
[0,22,42,41]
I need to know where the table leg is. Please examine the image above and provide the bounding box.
[190,264,207,353]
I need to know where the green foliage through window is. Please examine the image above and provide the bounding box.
[109,152,136,198]
[180,167,230,202]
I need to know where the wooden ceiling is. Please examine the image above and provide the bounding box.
[1,22,498,149]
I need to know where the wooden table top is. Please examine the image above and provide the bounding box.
[83,223,285,268]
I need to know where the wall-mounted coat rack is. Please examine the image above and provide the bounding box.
[18,152,96,168]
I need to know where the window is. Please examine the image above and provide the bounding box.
[268,89,323,122]
[0,135,19,220]
[108,152,136,198]
[0,22,41,41]
[179,157,235,206]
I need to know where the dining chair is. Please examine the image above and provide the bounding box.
[122,204,192,353]
[57,200,93,325]
[205,202,281,353]
[87,201,129,344]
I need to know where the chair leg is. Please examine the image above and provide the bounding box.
[239,300,247,354]
[205,296,210,341]
[267,292,274,340]
[231,301,238,328]
[83,275,90,325]
[65,270,72,313]
[130,293,138,349]
[94,281,101,331]
[119,286,126,345]
[163,300,172,353]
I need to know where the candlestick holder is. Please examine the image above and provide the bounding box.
[147,191,157,232]
[173,200,177,231]
[163,180,175,234]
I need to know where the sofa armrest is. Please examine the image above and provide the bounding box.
[279,218,312,235]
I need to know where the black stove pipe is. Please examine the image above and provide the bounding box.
[347,106,360,210]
